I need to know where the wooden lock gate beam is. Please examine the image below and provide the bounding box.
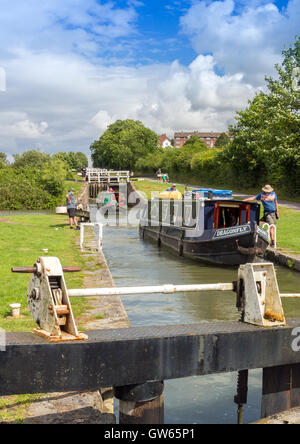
[1,319,300,420]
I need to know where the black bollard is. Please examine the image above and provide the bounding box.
[114,381,164,424]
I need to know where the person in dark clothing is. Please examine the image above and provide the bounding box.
[156,168,162,182]
[81,166,87,179]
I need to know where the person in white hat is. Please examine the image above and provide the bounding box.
[243,185,279,247]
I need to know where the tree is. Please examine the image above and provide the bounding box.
[224,37,300,193]
[90,119,159,170]
[40,159,69,196]
[13,150,50,169]
[183,135,207,149]
[176,135,208,171]
[215,133,230,148]
[53,151,88,170]
[0,152,8,168]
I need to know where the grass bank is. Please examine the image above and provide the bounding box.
[0,214,88,332]
[134,179,300,254]
[0,209,96,422]
[133,179,186,198]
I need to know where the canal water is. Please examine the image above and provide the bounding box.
[91,208,300,424]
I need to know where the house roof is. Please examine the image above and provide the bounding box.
[159,134,171,145]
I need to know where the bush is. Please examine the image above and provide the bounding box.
[13,150,50,169]
[0,165,69,210]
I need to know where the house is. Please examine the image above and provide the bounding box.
[159,134,172,148]
[174,131,227,148]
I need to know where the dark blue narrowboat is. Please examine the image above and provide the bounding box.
[139,189,269,266]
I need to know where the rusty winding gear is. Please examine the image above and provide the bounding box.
[26,257,87,342]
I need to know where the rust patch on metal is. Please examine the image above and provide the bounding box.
[264,310,285,323]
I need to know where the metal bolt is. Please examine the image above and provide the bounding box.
[31,288,40,301]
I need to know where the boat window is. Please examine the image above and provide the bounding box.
[145,199,198,228]
[161,200,171,225]
[183,201,197,228]
[174,201,183,226]
[213,203,251,229]
[141,203,147,220]
[148,199,160,226]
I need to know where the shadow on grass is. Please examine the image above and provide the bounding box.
[49,224,69,228]
[0,392,82,410]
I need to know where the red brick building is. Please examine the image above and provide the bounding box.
[174,131,224,148]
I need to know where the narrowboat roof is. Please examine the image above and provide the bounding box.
[188,188,233,200]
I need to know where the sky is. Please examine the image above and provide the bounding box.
[0,0,298,158]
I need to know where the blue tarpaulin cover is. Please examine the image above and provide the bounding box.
[192,189,233,199]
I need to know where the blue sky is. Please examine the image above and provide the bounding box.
[0,0,298,156]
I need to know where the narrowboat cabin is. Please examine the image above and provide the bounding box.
[139,189,269,266]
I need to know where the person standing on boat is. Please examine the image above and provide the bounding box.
[243,185,279,246]
[66,188,80,230]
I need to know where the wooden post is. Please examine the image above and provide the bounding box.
[262,364,300,418]
[114,381,164,424]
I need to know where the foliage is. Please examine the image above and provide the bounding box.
[53,151,88,171]
[183,135,207,149]
[0,158,71,209]
[0,152,8,168]
[224,37,300,194]
[40,159,69,197]
[0,148,89,209]
[90,119,159,170]
[13,150,50,169]
[136,135,211,177]
[214,133,230,148]
[0,168,54,209]
[175,137,208,172]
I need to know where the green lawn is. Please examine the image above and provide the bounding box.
[0,213,88,332]
[133,179,186,199]
[134,179,300,253]
[0,210,95,423]
[276,207,300,253]
[0,180,89,332]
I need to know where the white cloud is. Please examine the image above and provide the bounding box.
[90,110,115,133]
[0,49,254,153]
[11,120,48,139]
[0,0,298,156]
[0,0,138,61]
[135,56,256,134]
[0,112,48,138]
[180,0,300,85]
